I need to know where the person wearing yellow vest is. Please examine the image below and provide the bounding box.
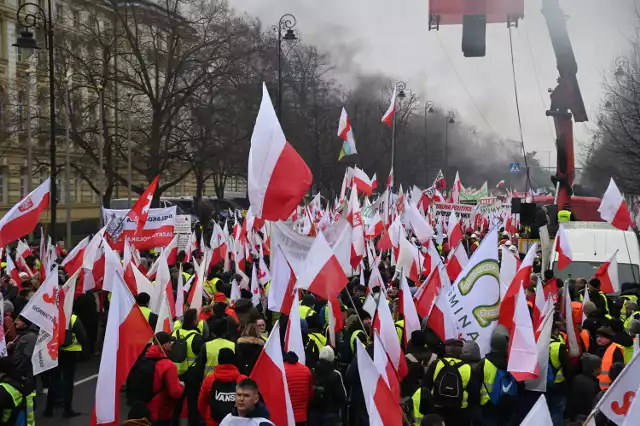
[548,324,574,426]
[423,339,479,426]
[196,317,236,379]
[203,276,222,299]
[0,358,29,426]
[588,278,611,318]
[8,316,36,426]
[136,292,159,331]
[171,309,205,426]
[477,326,513,425]
[44,313,87,418]
[622,300,640,330]
[299,294,317,320]
[558,209,573,223]
[307,346,347,426]
[595,326,625,390]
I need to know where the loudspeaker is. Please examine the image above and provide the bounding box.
[511,198,522,214]
[462,15,486,57]
[520,203,537,226]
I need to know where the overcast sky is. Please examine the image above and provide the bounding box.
[231,0,637,168]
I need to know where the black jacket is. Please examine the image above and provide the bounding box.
[309,360,346,413]
[567,373,600,421]
[230,401,272,425]
[235,336,265,376]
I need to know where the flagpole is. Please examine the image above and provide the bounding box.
[390,81,406,186]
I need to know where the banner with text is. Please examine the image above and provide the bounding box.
[434,203,474,219]
[103,206,176,250]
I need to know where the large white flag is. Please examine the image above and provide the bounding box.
[20,265,59,335]
[447,227,500,356]
[592,351,640,425]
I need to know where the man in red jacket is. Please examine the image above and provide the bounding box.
[145,332,185,425]
[198,348,247,426]
[283,351,313,426]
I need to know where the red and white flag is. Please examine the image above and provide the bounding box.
[356,342,403,426]
[6,255,21,285]
[21,265,59,335]
[295,232,348,301]
[423,239,442,278]
[396,235,422,284]
[381,86,398,128]
[598,178,633,230]
[347,183,366,269]
[248,83,312,221]
[446,242,469,283]
[285,293,306,364]
[366,212,384,240]
[563,280,581,358]
[337,107,358,159]
[155,292,173,334]
[127,176,159,235]
[555,224,573,271]
[496,180,506,188]
[250,264,261,309]
[447,211,464,250]
[175,264,185,319]
[507,284,538,381]
[352,167,374,196]
[451,172,463,203]
[398,274,420,346]
[594,251,620,294]
[415,263,444,318]
[374,298,408,381]
[61,236,89,276]
[58,269,80,348]
[267,244,296,315]
[386,168,394,189]
[250,322,295,426]
[92,273,153,426]
[500,243,538,334]
[426,266,458,342]
[405,201,434,244]
[17,240,33,260]
[0,178,50,247]
[499,246,519,300]
[163,235,178,266]
[258,251,271,286]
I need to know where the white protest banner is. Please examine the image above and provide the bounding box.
[32,327,58,376]
[175,215,192,251]
[103,206,176,250]
[447,227,500,356]
[20,265,59,335]
[434,203,474,219]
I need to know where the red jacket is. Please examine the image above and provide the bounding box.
[284,359,313,423]
[144,345,184,421]
[198,364,247,426]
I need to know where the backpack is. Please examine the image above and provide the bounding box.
[432,359,464,409]
[546,362,559,389]
[126,357,163,404]
[486,367,518,406]
[311,373,330,407]
[171,329,197,364]
[209,379,237,422]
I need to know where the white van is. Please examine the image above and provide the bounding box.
[550,222,640,285]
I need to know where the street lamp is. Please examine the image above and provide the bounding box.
[614,56,629,80]
[424,101,435,186]
[445,110,455,182]
[390,81,406,181]
[14,1,57,242]
[274,13,297,118]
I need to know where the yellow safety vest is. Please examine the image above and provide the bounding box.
[620,295,639,322]
[432,358,471,408]
[60,315,82,352]
[412,388,422,425]
[549,338,565,383]
[308,333,326,351]
[350,330,366,354]
[174,319,205,334]
[558,210,571,223]
[172,328,200,376]
[599,292,610,315]
[140,306,152,323]
[204,338,235,375]
[204,277,221,297]
[395,320,405,344]
[299,305,315,320]
[479,359,499,405]
[0,382,22,424]
[623,340,635,364]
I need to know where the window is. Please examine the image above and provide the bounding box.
[19,167,27,199]
[0,168,7,204]
[73,10,80,28]
[57,177,64,204]
[55,4,63,22]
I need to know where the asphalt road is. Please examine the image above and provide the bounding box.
[34,355,128,426]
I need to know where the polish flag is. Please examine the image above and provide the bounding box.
[581,286,590,324]
[372,173,378,190]
[164,235,178,266]
[295,232,348,301]
[423,239,442,278]
[451,172,463,204]
[366,212,384,240]
[426,266,458,342]
[258,252,271,286]
[499,243,538,334]
[381,86,398,128]
[0,178,50,247]
[396,235,421,284]
[17,240,33,260]
[532,277,546,331]
[6,255,22,286]
[405,201,434,244]
[248,83,312,221]
[398,274,420,346]
[499,246,519,300]
[123,261,155,302]
[594,251,620,294]
[175,264,185,319]
[101,239,124,293]
[155,292,173,334]
[267,244,297,315]
[250,322,296,426]
[446,242,469,283]
[555,225,573,271]
[496,180,506,188]
[507,284,539,381]
[373,297,408,381]
[92,273,153,426]
[415,264,443,318]
[250,263,261,308]
[447,211,464,250]
[184,233,196,263]
[353,167,374,196]
[598,178,633,230]
[356,343,402,426]
[347,183,366,269]
[285,293,306,364]
[127,175,159,235]
[337,107,358,159]
[20,264,59,334]
[61,236,90,275]
[326,297,344,348]
[386,168,394,189]
[58,269,80,347]
[372,331,401,402]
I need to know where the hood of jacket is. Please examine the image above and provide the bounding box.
[144,345,168,360]
[214,363,242,382]
[17,324,38,336]
[237,336,265,346]
[314,359,334,376]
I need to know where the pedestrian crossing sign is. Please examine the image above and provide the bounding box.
[509,162,520,173]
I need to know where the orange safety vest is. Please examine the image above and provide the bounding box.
[598,343,624,390]
[560,329,591,354]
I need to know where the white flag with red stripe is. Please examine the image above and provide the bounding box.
[374,297,408,381]
[405,200,434,244]
[507,284,539,381]
[0,178,50,247]
[248,83,312,221]
[352,167,374,196]
[381,86,397,128]
[447,211,464,250]
[555,224,573,271]
[267,243,296,315]
[446,242,469,283]
[285,293,306,364]
[347,183,366,268]
[295,231,348,301]
[594,251,620,294]
[399,274,420,346]
[598,178,633,230]
[500,243,538,334]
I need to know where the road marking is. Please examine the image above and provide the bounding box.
[41,374,99,395]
